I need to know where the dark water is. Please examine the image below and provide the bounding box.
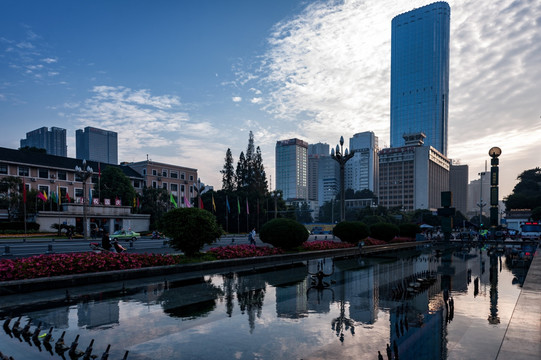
[0,244,534,360]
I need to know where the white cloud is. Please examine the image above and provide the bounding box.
[241,0,541,196]
[251,97,262,104]
[68,85,222,168]
[42,58,57,64]
[232,96,242,102]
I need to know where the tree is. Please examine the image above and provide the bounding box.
[160,208,222,256]
[221,148,235,191]
[370,222,400,242]
[97,166,136,205]
[504,167,541,210]
[531,206,541,221]
[0,176,21,218]
[295,202,313,223]
[140,187,170,230]
[333,221,370,244]
[235,151,247,191]
[259,218,308,250]
[252,146,268,194]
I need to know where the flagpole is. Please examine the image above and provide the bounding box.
[246,198,249,233]
[237,197,240,234]
[23,178,27,242]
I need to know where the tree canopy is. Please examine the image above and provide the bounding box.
[504,167,541,211]
[96,166,136,205]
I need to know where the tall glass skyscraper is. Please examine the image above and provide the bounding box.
[20,126,67,157]
[76,126,118,164]
[390,2,450,156]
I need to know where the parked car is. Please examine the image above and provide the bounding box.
[109,230,140,242]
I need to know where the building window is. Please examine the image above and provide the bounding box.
[0,163,7,174]
[38,185,49,195]
[142,169,146,175]
[133,180,140,188]
[75,188,83,197]
[170,183,178,191]
[189,185,193,193]
[181,184,185,192]
[180,173,185,180]
[19,166,29,177]
[38,168,49,179]
[170,171,178,179]
[162,170,168,177]
[189,175,194,181]
[57,170,67,180]
[152,169,157,176]
[152,181,157,189]
[162,182,168,190]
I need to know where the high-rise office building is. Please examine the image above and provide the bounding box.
[76,127,118,164]
[307,143,329,202]
[275,138,308,200]
[20,127,67,157]
[378,133,450,211]
[449,162,468,216]
[346,131,379,194]
[390,2,450,156]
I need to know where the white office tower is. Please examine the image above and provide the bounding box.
[346,132,379,193]
[275,138,308,200]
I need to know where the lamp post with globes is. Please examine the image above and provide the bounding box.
[330,136,354,222]
[75,160,93,241]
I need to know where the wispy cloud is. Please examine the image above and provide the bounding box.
[232,96,242,102]
[240,0,541,194]
[68,85,221,168]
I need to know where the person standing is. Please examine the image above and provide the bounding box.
[249,228,256,245]
[101,231,111,251]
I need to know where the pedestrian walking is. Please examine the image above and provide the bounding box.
[249,228,256,245]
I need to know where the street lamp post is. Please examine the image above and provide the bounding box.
[330,136,354,222]
[75,160,93,241]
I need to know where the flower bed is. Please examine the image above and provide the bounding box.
[300,240,355,251]
[363,237,387,245]
[0,252,181,281]
[207,244,284,260]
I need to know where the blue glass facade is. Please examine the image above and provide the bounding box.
[390,2,450,156]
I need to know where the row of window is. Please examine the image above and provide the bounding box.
[151,181,193,193]
[143,168,194,181]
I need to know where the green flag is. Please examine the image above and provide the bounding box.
[170,193,178,208]
[237,197,240,214]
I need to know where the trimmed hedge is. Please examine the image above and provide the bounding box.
[0,222,40,231]
[399,223,421,238]
[369,222,399,242]
[259,218,309,250]
[333,221,370,244]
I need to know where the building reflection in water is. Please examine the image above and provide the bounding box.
[1,245,531,360]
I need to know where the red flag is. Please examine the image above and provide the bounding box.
[98,163,101,178]
[137,197,140,208]
[22,179,26,203]
[199,197,204,209]
[246,198,249,214]
[66,192,71,203]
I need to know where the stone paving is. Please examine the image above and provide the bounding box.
[497,247,541,360]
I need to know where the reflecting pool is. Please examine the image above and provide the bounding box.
[0,244,535,360]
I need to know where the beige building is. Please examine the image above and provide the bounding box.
[0,146,149,233]
[126,160,198,207]
[378,133,450,211]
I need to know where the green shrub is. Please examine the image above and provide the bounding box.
[0,222,40,231]
[160,208,223,256]
[333,221,370,244]
[399,223,421,238]
[259,218,308,250]
[369,222,399,242]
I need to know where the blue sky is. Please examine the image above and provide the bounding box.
[1,0,540,199]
